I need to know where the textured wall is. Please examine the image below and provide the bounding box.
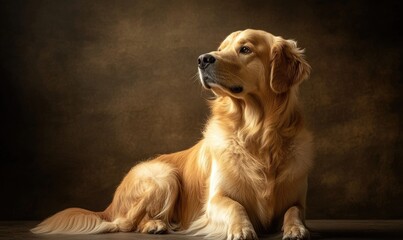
[0,0,402,220]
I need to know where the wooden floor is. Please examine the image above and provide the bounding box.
[1,220,402,240]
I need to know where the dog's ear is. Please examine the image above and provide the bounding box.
[269,39,311,94]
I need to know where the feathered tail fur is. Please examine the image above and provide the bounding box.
[31,208,117,234]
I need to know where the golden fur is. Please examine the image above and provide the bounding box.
[32,29,313,240]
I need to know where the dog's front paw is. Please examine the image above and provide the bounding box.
[283,224,309,240]
[228,222,258,240]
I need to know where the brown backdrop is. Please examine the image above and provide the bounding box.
[1,0,402,220]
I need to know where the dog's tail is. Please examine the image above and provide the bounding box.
[31,207,118,234]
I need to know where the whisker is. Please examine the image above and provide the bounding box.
[190,72,199,83]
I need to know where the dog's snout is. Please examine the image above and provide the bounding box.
[198,54,216,69]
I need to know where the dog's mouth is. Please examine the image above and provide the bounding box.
[199,70,243,94]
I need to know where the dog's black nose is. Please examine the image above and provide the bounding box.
[198,54,216,69]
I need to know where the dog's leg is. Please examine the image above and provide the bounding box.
[110,161,179,234]
[208,194,258,240]
[282,205,309,240]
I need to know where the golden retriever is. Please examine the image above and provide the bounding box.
[32,29,313,240]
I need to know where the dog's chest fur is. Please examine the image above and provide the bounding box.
[206,126,312,228]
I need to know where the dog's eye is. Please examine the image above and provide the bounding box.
[239,46,252,54]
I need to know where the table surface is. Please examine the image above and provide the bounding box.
[1,220,402,240]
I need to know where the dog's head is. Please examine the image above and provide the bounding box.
[198,29,311,98]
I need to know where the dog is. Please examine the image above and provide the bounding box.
[32,29,313,240]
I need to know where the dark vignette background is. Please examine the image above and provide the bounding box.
[0,0,402,220]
